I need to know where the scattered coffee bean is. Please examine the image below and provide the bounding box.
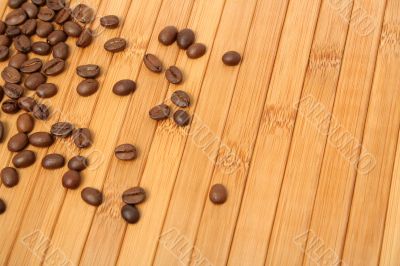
[7,132,29,152]
[42,153,65,169]
[0,199,6,214]
[68,156,88,171]
[104,37,127,53]
[143,53,162,73]
[72,128,92,148]
[113,79,136,96]
[73,4,94,24]
[5,8,27,26]
[121,204,140,224]
[76,29,93,47]
[171,90,190,108]
[100,15,119,29]
[13,35,32,53]
[17,113,34,133]
[158,26,178,46]
[0,46,9,61]
[31,41,51,55]
[38,6,55,22]
[0,22,5,35]
[55,7,71,24]
[8,0,26,9]
[4,83,24,99]
[2,67,21,84]
[50,122,73,138]
[21,2,38,18]
[173,110,190,127]
[52,42,69,59]
[222,51,241,66]
[20,58,43,73]
[1,167,19,188]
[62,170,81,189]
[209,184,228,204]
[20,19,37,36]
[2,99,20,114]
[24,72,47,90]
[0,121,4,142]
[18,96,37,112]
[36,83,58,98]
[9,53,27,69]
[0,86,3,101]
[29,132,54,147]
[47,0,65,11]
[63,21,82,37]
[77,79,99,97]
[186,43,206,59]
[36,20,54,37]
[6,26,21,38]
[149,104,170,121]
[32,0,46,5]
[165,66,183,84]
[76,64,100,78]
[115,144,138,161]
[12,150,36,168]
[177,28,195,49]
[81,187,103,206]
[47,30,67,46]
[42,58,65,76]
[0,35,11,47]
[122,187,146,205]
[32,103,50,120]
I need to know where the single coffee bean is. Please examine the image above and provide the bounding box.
[68,156,88,171]
[115,144,138,161]
[36,83,57,98]
[0,35,11,47]
[0,198,6,214]
[81,187,103,206]
[42,58,65,76]
[14,34,32,53]
[173,110,190,127]
[46,0,65,11]
[72,128,92,148]
[36,20,53,37]
[29,132,54,147]
[42,153,65,169]
[113,79,136,96]
[6,26,21,37]
[8,0,26,9]
[20,19,37,35]
[72,4,94,24]
[12,150,36,168]
[9,53,27,69]
[165,66,183,84]
[76,29,92,47]
[143,53,163,73]
[2,99,20,114]
[52,42,69,59]
[104,37,127,53]
[222,51,241,66]
[0,46,9,61]
[5,8,27,26]
[177,28,195,49]
[17,113,34,133]
[0,22,5,35]
[63,21,82,37]
[8,132,29,152]
[4,83,24,99]
[100,15,119,28]
[2,67,21,84]
[158,26,178,46]
[55,7,71,24]
[21,2,38,18]
[186,43,206,59]
[24,72,47,90]
[121,204,140,224]
[18,96,36,112]
[1,167,19,188]
[209,184,228,204]
[62,170,81,189]
[20,58,43,73]
[0,121,4,142]
[149,104,170,121]
[0,86,3,102]
[76,64,100,78]
[122,187,146,205]
[31,41,51,55]
[38,6,55,22]
[77,79,98,97]
[32,0,46,5]
[47,30,67,46]
[50,122,73,138]
[171,90,190,108]
[32,103,50,120]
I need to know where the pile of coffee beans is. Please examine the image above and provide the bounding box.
[121,186,146,223]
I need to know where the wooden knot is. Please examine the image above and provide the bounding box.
[308,45,342,71]
[262,105,297,135]
[380,23,400,55]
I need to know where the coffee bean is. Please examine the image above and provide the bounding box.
[76,29,92,47]
[18,96,36,112]
[72,4,94,24]
[6,26,21,37]
[52,42,69,59]
[13,34,31,53]
[149,104,170,121]
[21,2,38,18]
[187,43,206,59]
[4,83,24,99]
[32,103,50,120]
[158,26,178,46]
[177,28,195,49]
[122,187,146,205]
[209,184,227,204]
[81,187,103,206]
[171,90,190,108]
[32,0,45,5]
[2,67,21,84]
[47,30,67,46]
[76,64,100,78]
[0,35,11,47]
[0,22,5,35]
[143,53,163,73]
[104,37,126,53]
[9,53,27,69]
[8,0,26,9]
[0,46,9,61]
[24,72,47,90]
[0,121,4,142]
[29,132,54,147]
[72,128,92,148]
[173,110,190,127]
[5,8,27,26]
[50,122,73,138]
[55,7,71,24]
[46,0,65,11]
[121,204,140,224]
[115,144,138,161]
[42,153,65,169]
[31,41,51,55]
[17,113,34,133]
[165,66,183,84]
[113,79,136,96]
[38,6,55,22]
[0,86,3,102]
[36,20,53,37]
[62,170,81,189]
[0,199,6,214]
[2,99,20,114]
[42,58,65,76]
[63,21,82,37]
[36,83,57,98]
[1,167,19,188]
[100,15,119,29]
[20,19,36,35]
[20,58,43,73]
[8,132,29,152]
[222,51,241,66]
[12,150,36,168]
[68,156,88,171]
[77,79,99,97]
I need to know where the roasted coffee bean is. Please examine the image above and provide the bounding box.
[20,19,36,35]
[171,90,190,108]
[50,122,73,137]
[38,6,55,21]
[0,199,6,214]
[31,41,51,55]
[0,22,5,35]
[12,150,36,168]
[112,79,136,96]
[68,156,88,171]
[104,37,126,53]
[222,51,241,66]
[18,96,36,112]
[177,28,195,49]
[8,132,29,152]
[55,7,71,24]
[100,15,119,29]
[42,153,65,169]
[20,58,43,73]
[2,67,21,84]
[0,86,3,101]
[8,0,26,9]
[114,144,138,161]
[47,30,67,45]
[2,99,20,114]
[36,83,57,98]
[5,8,27,26]
[47,0,65,11]
[186,43,206,59]
[143,53,163,73]
[77,79,99,97]
[6,26,21,37]
[81,187,103,206]
[121,204,140,224]
[21,2,38,18]
[14,34,31,53]
[0,121,4,142]
[36,20,53,37]
[0,35,11,47]
[17,113,34,133]
[29,132,54,147]
[52,42,69,59]
[122,187,146,205]
[24,72,46,90]
[72,128,92,148]
[9,53,27,69]
[62,170,81,189]
[4,83,24,99]
[0,46,9,61]
[149,104,170,121]
[158,26,178,46]
[209,184,228,204]
[165,66,183,84]
[76,29,92,47]
[73,4,94,24]
[42,58,65,76]
[76,64,100,78]
[173,110,190,127]
[32,103,49,120]
[32,0,46,5]
[63,21,82,37]
[1,167,19,188]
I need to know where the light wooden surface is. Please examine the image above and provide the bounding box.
[0,0,400,265]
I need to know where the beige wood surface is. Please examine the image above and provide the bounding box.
[0,0,400,265]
